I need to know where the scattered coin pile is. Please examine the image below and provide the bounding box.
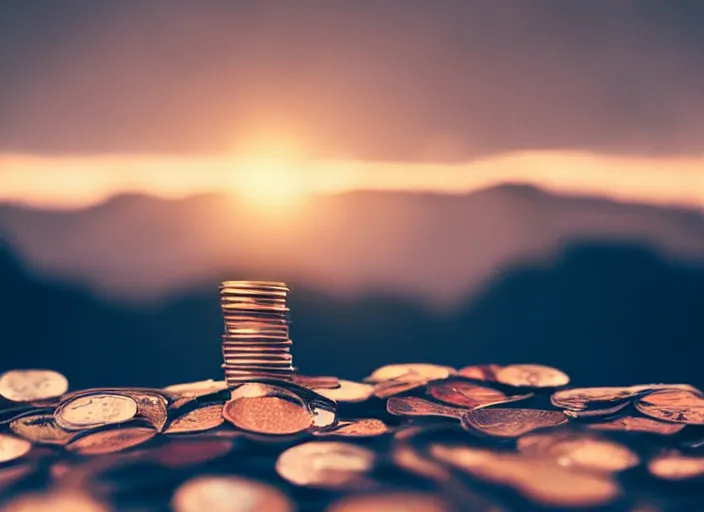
[0,364,703,511]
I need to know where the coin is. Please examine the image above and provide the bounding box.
[495,364,569,388]
[517,433,640,472]
[0,370,68,403]
[457,364,501,382]
[0,433,32,463]
[154,439,234,469]
[9,413,76,445]
[223,383,314,435]
[172,475,293,512]
[0,491,108,512]
[54,393,138,431]
[427,381,531,409]
[587,416,686,435]
[276,441,376,489]
[163,380,228,398]
[317,380,374,403]
[430,444,620,508]
[562,401,631,419]
[461,408,568,437]
[387,396,465,419]
[373,379,428,399]
[648,453,704,481]
[125,391,169,431]
[315,419,389,438]
[66,426,157,455]
[636,389,704,425]
[294,375,341,390]
[551,384,699,412]
[166,404,225,434]
[366,364,454,383]
[325,492,452,512]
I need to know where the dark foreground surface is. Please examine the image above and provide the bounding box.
[0,363,703,511]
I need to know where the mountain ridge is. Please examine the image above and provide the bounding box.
[0,183,702,309]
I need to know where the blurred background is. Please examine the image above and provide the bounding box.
[1,1,703,390]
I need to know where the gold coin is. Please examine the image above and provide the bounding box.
[373,380,427,399]
[9,413,75,445]
[66,426,156,455]
[495,364,569,388]
[462,408,568,437]
[636,389,704,425]
[387,396,464,419]
[326,492,452,512]
[0,370,68,403]
[317,380,374,403]
[172,475,293,512]
[55,393,138,431]
[366,364,454,383]
[587,416,685,435]
[518,433,640,472]
[166,404,225,434]
[0,433,32,463]
[276,441,375,489]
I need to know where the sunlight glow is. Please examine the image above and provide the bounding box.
[233,153,307,208]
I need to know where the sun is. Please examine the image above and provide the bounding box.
[233,152,307,208]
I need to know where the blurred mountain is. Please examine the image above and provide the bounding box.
[1,236,703,390]
[0,184,703,308]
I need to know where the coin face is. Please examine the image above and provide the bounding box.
[317,380,374,403]
[387,396,465,419]
[55,393,138,431]
[495,364,569,388]
[648,454,704,481]
[125,391,169,431]
[172,475,293,512]
[276,441,375,489]
[66,427,157,455]
[9,413,76,445]
[0,370,68,403]
[462,408,568,437]
[430,444,620,508]
[315,419,389,438]
[427,380,531,409]
[518,433,640,472]
[0,433,32,463]
[166,405,225,434]
[223,396,313,435]
[587,416,686,435]
[367,364,454,383]
[326,492,452,512]
[636,389,704,424]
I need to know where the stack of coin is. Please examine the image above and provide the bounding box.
[220,281,295,385]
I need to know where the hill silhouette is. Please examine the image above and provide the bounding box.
[1,185,703,309]
[1,238,703,389]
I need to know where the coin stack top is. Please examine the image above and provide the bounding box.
[220,281,295,385]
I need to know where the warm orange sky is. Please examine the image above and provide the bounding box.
[2,3,704,211]
[1,150,702,209]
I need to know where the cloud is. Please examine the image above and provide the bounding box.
[1,1,704,161]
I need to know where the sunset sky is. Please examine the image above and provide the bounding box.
[1,1,703,208]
